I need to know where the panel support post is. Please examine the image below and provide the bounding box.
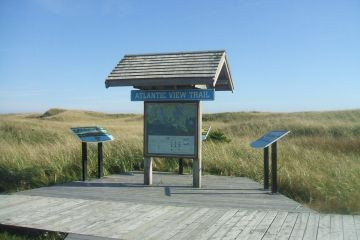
[271,142,278,193]
[178,158,184,175]
[193,158,201,188]
[264,146,269,190]
[82,142,87,181]
[144,157,153,185]
[193,101,202,188]
[97,142,103,178]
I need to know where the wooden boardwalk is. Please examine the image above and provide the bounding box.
[0,172,359,239]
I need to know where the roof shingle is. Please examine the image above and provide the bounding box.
[105,50,234,91]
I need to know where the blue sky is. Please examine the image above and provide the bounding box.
[0,0,359,113]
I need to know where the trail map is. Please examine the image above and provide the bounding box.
[145,102,197,157]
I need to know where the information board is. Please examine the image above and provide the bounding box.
[250,130,290,148]
[70,126,113,143]
[144,102,198,157]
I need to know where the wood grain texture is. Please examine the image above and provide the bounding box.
[13,173,309,212]
[0,173,358,240]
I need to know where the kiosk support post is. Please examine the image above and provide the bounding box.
[264,147,269,190]
[178,158,184,175]
[97,142,103,178]
[193,101,202,188]
[82,142,87,181]
[271,142,277,193]
[193,158,201,188]
[144,157,153,185]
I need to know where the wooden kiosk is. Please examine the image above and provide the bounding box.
[105,50,234,188]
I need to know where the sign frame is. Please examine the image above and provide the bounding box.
[144,101,200,158]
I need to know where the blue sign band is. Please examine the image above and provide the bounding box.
[131,89,215,101]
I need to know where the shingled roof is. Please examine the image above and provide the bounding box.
[105,50,234,91]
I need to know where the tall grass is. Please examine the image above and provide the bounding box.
[1,108,359,214]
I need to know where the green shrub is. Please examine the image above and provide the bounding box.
[207,129,231,143]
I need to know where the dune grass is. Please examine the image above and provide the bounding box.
[1,108,359,214]
[0,230,65,240]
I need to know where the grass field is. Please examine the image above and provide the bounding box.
[1,108,359,214]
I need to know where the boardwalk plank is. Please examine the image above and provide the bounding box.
[289,212,309,240]
[51,202,103,232]
[172,208,224,240]
[317,214,331,240]
[262,211,288,239]
[31,200,90,228]
[222,209,258,240]
[111,205,172,234]
[0,174,358,240]
[0,197,61,224]
[136,207,199,240]
[235,210,267,239]
[6,197,66,224]
[276,212,299,240]
[66,201,127,233]
[15,173,311,212]
[209,210,247,240]
[354,215,360,240]
[330,214,343,240]
[65,233,118,240]
[94,204,159,238]
[303,213,320,240]
[196,209,238,240]
[85,203,146,237]
[246,210,278,240]
[343,215,357,240]
[180,209,228,240]
[0,196,47,218]
[123,206,187,239]
[0,195,36,209]
[45,200,134,232]
[149,207,210,240]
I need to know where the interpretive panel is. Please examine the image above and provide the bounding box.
[250,130,290,148]
[144,102,198,157]
[70,126,113,143]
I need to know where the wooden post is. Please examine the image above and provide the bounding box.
[271,142,277,193]
[193,101,202,188]
[82,142,87,181]
[178,158,184,174]
[193,158,201,188]
[144,157,152,185]
[97,142,103,178]
[264,146,269,190]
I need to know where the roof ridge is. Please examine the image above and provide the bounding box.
[124,50,226,57]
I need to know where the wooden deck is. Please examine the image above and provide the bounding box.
[0,172,359,239]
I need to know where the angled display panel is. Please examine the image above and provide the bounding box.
[70,126,113,143]
[250,130,290,149]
